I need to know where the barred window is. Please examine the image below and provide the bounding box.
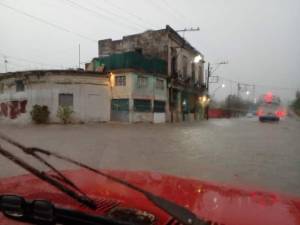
[115,76,126,86]
[134,99,151,112]
[137,76,148,88]
[156,79,164,90]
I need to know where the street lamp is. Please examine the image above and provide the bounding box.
[193,55,202,63]
[206,61,228,120]
[246,91,250,95]
[211,83,226,97]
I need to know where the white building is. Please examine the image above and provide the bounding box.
[0,69,168,124]
[0,70,110,124]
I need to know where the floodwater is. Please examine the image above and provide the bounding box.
[0,117,300,196]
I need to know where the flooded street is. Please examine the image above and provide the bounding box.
[1,117,300,196]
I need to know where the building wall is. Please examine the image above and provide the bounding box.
[110,72,167,123]
[99,30,169,60]
[98,29,205,85]
[0,72,110,124]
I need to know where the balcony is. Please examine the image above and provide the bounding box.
[92,51,167,75]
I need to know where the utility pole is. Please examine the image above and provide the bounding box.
[205,63,211,120]
[252,85,256,103]
[78,44,81,69]
[237,83,241,98]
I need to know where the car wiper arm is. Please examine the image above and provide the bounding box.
[0,133,208,225]
[0,134,85,195]
[0,145,97,210]
[0,194,134,225]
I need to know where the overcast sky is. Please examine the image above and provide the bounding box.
[0,0,299,102]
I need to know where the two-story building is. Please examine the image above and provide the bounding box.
[86,25,206,122]
[88,51,168,123]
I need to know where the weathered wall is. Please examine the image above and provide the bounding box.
[0,72,110,124]
[132,112,153,123]
[153,113,166,123]
[98,29,205,85]
[110,72,167,123]
[99,30,169,60]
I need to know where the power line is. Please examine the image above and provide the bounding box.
[61,0,143,31]
[218,76,298,91]
[0,52,65,69]
[0,2,97,43]
[146,0,181,23]
[83,0,151,30]
[160,0,190,25]
[99,0,156,28]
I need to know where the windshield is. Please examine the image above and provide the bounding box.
[0,1,300,225]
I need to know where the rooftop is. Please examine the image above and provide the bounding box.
[0,69,108,80]
[99,25,204,57]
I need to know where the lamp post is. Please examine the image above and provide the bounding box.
[206,61,228,119]
[211,83,226,97]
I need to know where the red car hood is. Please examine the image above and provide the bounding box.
[0,169,299,225]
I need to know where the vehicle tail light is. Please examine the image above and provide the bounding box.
[275,110,286,118]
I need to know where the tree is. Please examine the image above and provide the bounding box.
[291,90,300,116]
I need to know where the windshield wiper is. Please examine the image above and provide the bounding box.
[0,194,133,225]
[0,137,97,210]
[0,133,209,225]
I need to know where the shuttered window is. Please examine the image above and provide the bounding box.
[134,99,151,112]
[111,99,129,111]
[59,94,73,107]
[154,101,166,112]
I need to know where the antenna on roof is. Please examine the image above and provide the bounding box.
[175,27,200,32]
[175,27,200,38]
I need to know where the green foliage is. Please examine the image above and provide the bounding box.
[291,92,300,116]
[30,105,50,124]
[57,106,74,124]
[292,98,300,109]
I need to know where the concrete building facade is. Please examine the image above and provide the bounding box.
[91,25,206,122]
[109,70,167,123]
[0,70,110,124]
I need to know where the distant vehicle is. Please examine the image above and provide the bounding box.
[257,92,285,122]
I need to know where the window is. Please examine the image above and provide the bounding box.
[111,99,129,111]
[134,99,151,112]
[135,48,143,54]
[0,83,4,94]
[182,56,188,77]
[154,101,166,112]
[137,76,148,88]
[59,94,73,108]
[156,79,164,90]
[198,65,203,84]
[191,63,195,83]
[15,80,25,92]
[115,76,126,86]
